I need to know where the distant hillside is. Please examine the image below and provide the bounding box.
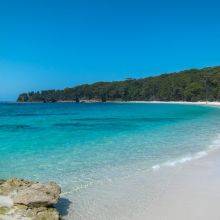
[17,66,220,102]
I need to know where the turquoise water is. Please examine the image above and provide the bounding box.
[1,102,220,218]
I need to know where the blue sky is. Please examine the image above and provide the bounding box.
[0,0,220,100]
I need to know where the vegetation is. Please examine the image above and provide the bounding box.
[17,66,220,102]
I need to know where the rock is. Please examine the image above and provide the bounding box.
[0,204,60,220]
[0,178,33,196]
[12,182,61,207]
[0,206,10,215]
[0,180,5,185]
[0,178,61,220]
[0,179,61,207]
[0,195,13,207]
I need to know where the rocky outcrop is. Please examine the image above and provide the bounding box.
[0,178,61,220]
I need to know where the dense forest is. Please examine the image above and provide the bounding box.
[17,66,220,102]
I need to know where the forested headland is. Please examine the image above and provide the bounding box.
[17,66,220,102]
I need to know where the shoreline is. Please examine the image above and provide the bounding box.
[12,100,220,107]
[63,146,220,220]
[65,140,220,220]
[61,132,220,220]
[111,100,220,107]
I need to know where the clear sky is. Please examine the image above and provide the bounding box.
[0,0,220,101]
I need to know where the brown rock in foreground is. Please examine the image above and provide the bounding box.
[0,178,61,220]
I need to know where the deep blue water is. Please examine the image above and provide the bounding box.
[1,102,220,218]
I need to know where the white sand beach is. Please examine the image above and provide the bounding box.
[143,149,220,220]
[117,100,220,107]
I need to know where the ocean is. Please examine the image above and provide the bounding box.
[1,102,220,219]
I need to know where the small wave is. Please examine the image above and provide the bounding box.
[208,136,220,150]
[152,151,208,170]
[152,134,220,171]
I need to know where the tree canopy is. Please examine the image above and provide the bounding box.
[17,66,220,102]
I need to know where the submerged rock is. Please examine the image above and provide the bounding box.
[0,178,61,220]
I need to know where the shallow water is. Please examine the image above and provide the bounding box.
[1,102,220,219]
